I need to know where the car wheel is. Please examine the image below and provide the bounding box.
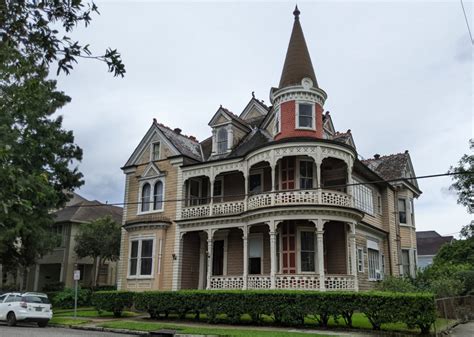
[37,321,48,328]
[6,312,17,326]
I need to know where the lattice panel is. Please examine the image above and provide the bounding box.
[247,194,272,210]
[247,276,271,289]
[320,191,352,207]
[181,205,210,219]
[275,275,320,290]
[210,276,243,289]
[274,190,319,205]
[325,275,355,291]
[212,201,245,216]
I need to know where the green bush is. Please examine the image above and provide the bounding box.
[91,291,134,317]
[130,290,436,333]
[52,287,92,308]
[376,276,417,293]
[457,270,474,295]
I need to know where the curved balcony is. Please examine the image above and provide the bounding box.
[181,189,353,219]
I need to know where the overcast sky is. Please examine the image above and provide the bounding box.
[56,1,472,237]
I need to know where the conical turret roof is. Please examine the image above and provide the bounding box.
[278,6,318,88]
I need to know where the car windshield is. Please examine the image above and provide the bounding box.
[21,295,50,304]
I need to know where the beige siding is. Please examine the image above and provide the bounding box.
[227,229,243,275]
[324,222,347,275]
[180,232,201,289]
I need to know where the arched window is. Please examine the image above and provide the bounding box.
[153,181,163,210]
[141,183,151,212]
[217,127,228,154]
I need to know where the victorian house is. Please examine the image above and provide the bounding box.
[117,7,420,292]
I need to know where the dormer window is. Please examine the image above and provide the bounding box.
[297,103,315,129]
[151,142,160,161]
[217,127,228,154]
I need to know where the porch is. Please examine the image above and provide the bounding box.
[177,220,359,291]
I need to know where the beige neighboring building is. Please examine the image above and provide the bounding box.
[21,193,122,291]
[117,7,421,292]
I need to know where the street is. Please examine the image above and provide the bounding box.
[0,323,137,337]
[450,321,474,337]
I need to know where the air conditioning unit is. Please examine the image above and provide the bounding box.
[375,270,382,280]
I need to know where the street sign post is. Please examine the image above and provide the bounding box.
[73,269,80,319]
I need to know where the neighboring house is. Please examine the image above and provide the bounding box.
[117,7,421,292]
[23,193,122,291]
[416,231,454,269]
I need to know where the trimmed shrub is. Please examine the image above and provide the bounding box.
[128,290,436,333]
[91,291,134,317]
[52,287,92,308]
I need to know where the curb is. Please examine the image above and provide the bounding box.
[51,323,147,335]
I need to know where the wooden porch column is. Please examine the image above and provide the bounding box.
[349,222,359,291]
[315,160,322,202]
[206,230,214,290]
[315,219,326,291]
[270,164,276,206]
[242,226,248,289]
[270,229,277,289]
[209,177,214,216]
[243,173,249,211]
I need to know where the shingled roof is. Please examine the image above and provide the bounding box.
[279,6,318,88]
[54,193,122,225]
[156,123,203,161]
[416,231,453,255]
[361,152,411,181]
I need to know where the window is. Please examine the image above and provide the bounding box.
[0,294,6,303]
[297,103,314,129]
[299,161,313,189]
[377,194,382,214]
[188,179,203,206]
[153,181,163,210]
[274,108,280,134]
[217,127,228,154]
[300,231,315,272]
[398,199,407,224]
[401,249,410,276]
[213,177,223,202]
[248,235,263,274]
[129,238,154,277]
[141,183,151,212]
[353,180,374,215]
[357,248,364,273]
[368,248,380,281]
[249,172,263,194]
[52,224,64,247]
[410,198,415,226]
[151,142,160,161]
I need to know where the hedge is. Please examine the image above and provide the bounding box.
[91,291,134,317]
[99,290,436,334]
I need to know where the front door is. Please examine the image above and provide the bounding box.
[212,240,224,276]
[281,221,296,274]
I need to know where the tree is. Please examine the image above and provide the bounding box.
[433,237,474,267]
[0,1,124,287]
[460,221,474,239]
[449,139,474,213]
[74,216,121,287]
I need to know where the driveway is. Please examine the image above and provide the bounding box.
[450,321,474,337]
[0,322,137,336]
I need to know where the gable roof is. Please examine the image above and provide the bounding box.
[155,122,202,161]
[417,231,454,255]
[209,106,251,131]
[332,130,355,149]
[54,194,122,225]
[279,6,318,88]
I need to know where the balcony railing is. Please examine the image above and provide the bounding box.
[181,189,354,219]
[209,274,355,291]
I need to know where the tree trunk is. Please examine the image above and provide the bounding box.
[91,256,99,288]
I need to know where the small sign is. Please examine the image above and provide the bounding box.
[73,269,81,281]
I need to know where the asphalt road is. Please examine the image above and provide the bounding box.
[0,323,137,337]
[450,321,474,337]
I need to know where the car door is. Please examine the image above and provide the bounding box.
[0,294,9,320]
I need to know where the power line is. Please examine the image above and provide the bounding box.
[62,170,474,208]
[460,0,474,45]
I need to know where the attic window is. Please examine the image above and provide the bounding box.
[151,142,160,161]
[217,127,228,154]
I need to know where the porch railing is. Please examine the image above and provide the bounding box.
[208,274,355,291]
[181,189,353,219]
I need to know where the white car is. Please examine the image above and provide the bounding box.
[0,292,52,327]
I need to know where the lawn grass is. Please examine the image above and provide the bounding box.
[99,320,334,337]
[54,309,139,318]
[50,317,90,326]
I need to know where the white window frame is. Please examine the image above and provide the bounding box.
[248,233,264,275]
[398,198,407,224]
[138,178,166,214]
[353,179,375,215]
[296,159,315,190]
[296,226,317,274]
[216,127,228,154]
[367,239,380,281]
[150,142,161,161]
[295,101,316,130]
[274,107,281,135]
[127,234,156,279]
[357,247,364,273]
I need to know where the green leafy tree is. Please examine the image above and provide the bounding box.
[0,1,124,287]
[449,139,474,213]
[433,237,474,267]
[74,216,121,287]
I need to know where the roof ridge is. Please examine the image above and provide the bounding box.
[156,121,199,143]
[362,151,409,162]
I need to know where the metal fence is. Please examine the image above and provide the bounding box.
[436,295,474,322]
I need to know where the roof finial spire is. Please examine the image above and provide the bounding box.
[293,5,300,19]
